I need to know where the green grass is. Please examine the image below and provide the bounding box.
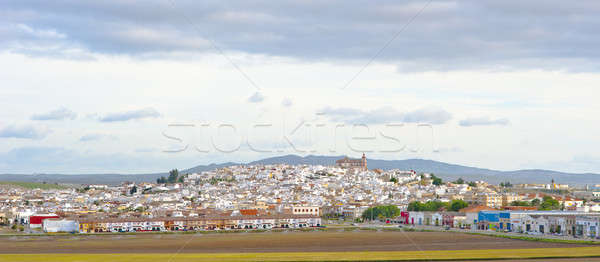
[468,232,600,245]
[1,247,600,261]
[0,181,69,190]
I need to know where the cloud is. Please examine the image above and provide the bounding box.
[402,107,452,125]
[459,116,510,127]
[4,1,600,71]
[0,124,50,139]
[79,133,118,142]
[31,107,77,120]
[98,108,160,122]
[281,98,293,107]
[319,106,452,125]
[247,92,265,103]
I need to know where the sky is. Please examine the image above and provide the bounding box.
[1,0,600,174]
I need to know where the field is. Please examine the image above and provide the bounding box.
[1,248,600,262]
[0,181,69,190]
[1,230,599,261]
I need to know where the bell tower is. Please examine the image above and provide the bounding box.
[361,153,367,171]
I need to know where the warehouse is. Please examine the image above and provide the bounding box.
[43,219,79,233]
[29,214,59,228]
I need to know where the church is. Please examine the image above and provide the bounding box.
[335,153,367,171]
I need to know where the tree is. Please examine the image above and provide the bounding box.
[361,205,400,220]
[449,200,468,211]
[129,186,137,195]
[511,200,530,206]
[467,181,477,187]
[539,196,560,210]
[454,178,465,184]
[408,201,425,211]
[167,169,179,183]
[389,177,398,183]
[407,200,447,211]
[430,174,443,186]
[156,176,167,184]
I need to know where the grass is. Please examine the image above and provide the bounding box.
[468,232,600,245]
[0,181,69,190]
[1,247,600,261]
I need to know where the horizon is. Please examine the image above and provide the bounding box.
[2,153,598,176]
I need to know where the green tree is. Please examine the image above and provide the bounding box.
[430,174,443,186]
[539,196,560,210]
[129,185,137,195]
[407,200,447,211]
[361,205,400,220]
[448,200,468,211]
[167,169,179,183]
[389,177,398,183]
[511,200,530,206]
[408,201,425,211]
[454,178,465,184]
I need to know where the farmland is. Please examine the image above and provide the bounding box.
[1,248,600,262]
[0,230,591,254]
[0,181,69,190]
[1,230,599,261]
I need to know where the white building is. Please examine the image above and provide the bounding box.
[43,219,79,233]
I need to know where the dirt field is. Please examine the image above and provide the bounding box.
[0,230,591,254]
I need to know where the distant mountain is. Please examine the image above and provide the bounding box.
[1,154,598,185]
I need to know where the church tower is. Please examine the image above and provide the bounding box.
[361,153,367,171]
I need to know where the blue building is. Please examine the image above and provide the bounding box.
[478,211,500,230]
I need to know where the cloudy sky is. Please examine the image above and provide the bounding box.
[1,0,600,174]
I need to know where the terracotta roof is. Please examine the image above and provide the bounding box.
[75,214,320,223]
[459,205,497,213]
[501,206,538,211]
[240,209,258,216]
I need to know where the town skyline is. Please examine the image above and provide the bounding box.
[1,154,599,186]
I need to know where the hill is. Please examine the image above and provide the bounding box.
[0,155,598,185]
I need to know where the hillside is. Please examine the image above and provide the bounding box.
[0,155,598,185]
